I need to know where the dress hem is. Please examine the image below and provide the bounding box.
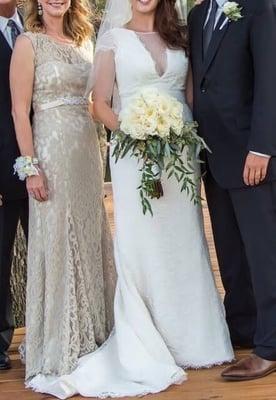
[25,368,187,399]
[182,356,235,370]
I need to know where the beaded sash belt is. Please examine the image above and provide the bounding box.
[35,96,89,112]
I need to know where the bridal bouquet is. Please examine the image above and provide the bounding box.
[112,88,209,215]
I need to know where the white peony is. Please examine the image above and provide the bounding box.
[119,88,185,139]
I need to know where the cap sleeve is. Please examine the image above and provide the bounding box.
[20,32,38,65]
[86,30,117,104]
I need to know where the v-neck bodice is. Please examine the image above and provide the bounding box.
[92,28,189,113]
[115,28,188,107]
[129,30,169,78]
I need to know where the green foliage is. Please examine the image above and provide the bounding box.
[90,0,106,13]
[187,0,195,11]
[112,122,207,216]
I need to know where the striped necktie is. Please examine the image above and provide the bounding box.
[7,19,21,47]
[203,0,218,58]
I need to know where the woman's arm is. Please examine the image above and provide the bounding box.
[10,36,35,157]
[186,62,193,111]
[10,35,48,202]
[92,50,119,131]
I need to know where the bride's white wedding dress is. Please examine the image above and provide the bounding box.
[28,29,234,399]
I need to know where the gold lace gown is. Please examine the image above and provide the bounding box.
[22,32,116,381]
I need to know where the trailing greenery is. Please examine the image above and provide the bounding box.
[112,121,206,216]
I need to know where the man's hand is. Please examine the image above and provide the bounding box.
[0,195,2,206]
[243,153,271,186]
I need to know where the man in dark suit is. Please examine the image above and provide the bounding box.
[189,0,276,380]
[0,0,28,370]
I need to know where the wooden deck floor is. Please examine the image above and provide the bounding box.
[1,185,276,400]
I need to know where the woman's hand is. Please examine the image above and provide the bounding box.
[27,170,49,202]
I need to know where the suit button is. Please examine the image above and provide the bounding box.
[201,88,206,93]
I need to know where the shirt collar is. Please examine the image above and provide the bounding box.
[216,0,228,8]
[0,9,23,34]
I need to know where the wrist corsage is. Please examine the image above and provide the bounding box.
[14,156,40,181]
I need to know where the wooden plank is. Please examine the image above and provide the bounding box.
[2,349,276,400]
[1,186,274,400]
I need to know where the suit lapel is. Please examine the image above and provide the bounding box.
[0,8,24,55]
[0,29,12,54]
[201,13,230,80]
[193,0,210,63]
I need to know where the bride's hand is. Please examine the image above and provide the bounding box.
[27,170,49,202]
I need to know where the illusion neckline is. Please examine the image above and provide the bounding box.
[122,27,158,35]
[125,29,170,79]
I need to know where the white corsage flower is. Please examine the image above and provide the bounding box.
[223,1,243,22]
[13,156,40,181]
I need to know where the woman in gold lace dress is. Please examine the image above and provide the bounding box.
[9,0,116,389]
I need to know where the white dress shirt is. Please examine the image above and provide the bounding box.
[204,0,228,28]
[205,0,270,158]
[0,9,23,49]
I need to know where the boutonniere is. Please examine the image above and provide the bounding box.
[223,2,243,22]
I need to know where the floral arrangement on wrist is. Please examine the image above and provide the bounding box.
[14,156,40,181]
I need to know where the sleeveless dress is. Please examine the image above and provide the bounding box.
[22,32,116,383]
[27,29,234,398]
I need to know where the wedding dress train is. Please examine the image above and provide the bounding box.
[27,28,234,399]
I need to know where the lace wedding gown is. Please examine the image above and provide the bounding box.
[22,32,116,384]
[28,29,234,399]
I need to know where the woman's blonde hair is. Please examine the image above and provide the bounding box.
[24,0,94,46]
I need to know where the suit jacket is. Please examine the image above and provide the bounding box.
[0,11,27,200]
[188,0,276,188]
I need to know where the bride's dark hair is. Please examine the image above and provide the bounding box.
[155,0,188,53]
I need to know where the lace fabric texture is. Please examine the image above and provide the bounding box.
[22,32,116,380]
[29,28,234,399]
[91,29,185,114]
[134,32,168,77]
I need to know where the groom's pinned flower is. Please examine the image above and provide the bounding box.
[223,2,243,22]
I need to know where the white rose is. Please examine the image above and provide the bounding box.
[171,120,183,136]
[120,89,185,141]
[157,98,170,115]
[223,1,239,13]
[128,125,148,140]
[157,116,171,138]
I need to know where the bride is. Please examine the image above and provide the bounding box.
[28,0,234,398]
